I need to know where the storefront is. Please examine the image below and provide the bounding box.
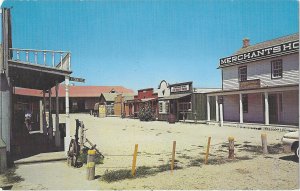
[133,88,158,119]
[207,33,299,127]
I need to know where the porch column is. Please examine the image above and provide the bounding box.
[239,93,243,123]
[55,82,60,147]
[65,76,71,154]
[207,96,210,121]
[220,100,223,127]
[42,90,47,135]
[215,95,219,122]
[264,92,269,125]
[48,89,53,141]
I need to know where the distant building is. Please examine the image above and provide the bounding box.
[207,33,299,126]
[14,85,134,114]
[134,88,158,119]
[114,93,135,117]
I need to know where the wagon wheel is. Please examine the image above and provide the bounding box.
[68,139,79,167]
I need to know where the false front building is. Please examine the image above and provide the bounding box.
[207,33,299,127]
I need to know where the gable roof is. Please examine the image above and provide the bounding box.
[100,93,118,102]
[234,33,299,55]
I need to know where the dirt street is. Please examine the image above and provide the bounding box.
[0,114,298,190]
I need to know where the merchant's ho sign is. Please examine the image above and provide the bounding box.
[220,40,299,66]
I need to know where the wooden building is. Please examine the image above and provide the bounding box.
[123,95,135,117]
[99,93,118,116]
[207,33,299,127]
[114,93,135,117]
[134,88,158,119]
[159,81,219,122]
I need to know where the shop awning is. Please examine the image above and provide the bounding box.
[159,93,191,100]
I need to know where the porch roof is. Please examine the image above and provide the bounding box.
[207,84,298,96]
[159,93,191,100]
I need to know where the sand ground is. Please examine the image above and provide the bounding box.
[0,113,299,190]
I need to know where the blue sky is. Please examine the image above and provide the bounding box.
[1,0,298,91]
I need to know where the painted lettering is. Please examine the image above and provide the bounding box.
[273,46,281,53]
[283,43,292,51]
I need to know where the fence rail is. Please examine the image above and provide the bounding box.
[9,48,71,71]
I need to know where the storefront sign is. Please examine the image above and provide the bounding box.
[239,79,261,89]
[171,85,189,93]
[220,40,299,65]
[70,77,85,83]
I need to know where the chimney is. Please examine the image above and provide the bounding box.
[242,38,250,48]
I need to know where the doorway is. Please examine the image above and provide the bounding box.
[268,94,278,124]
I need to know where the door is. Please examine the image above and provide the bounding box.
[268,94,278,124]
[99,105,106,118]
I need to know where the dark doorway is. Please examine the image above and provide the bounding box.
[269,94,278,124]
[77,100,85,112]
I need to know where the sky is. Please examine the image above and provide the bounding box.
[1,0,299,91]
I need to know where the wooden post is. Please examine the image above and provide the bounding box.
[131,144,138,176]
[80,122,84,152]
[261,133,268,154]
[87,149,96,180]
[228,137,235,159]
[171,141,176,172]
[204,137,211,164]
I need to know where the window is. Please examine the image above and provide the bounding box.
[165,101,169,113]
[242,94,248,113]
[239,66,247,82]
[159,102,163,113]
[179,102,191,112]
[271,59,283,79]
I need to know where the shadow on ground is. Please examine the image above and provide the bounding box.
[279,155,299,163]
[101,164,182,183]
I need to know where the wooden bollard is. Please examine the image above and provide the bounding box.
[261,133,268,154]
[228,137,235,159]
[87,149,96,180]
[131,144,138,176]
[171,141,176,173]
[204,137,211,164]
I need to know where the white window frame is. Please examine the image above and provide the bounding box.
[271,59,283,79]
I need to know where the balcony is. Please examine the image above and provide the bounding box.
[8,48,72,90]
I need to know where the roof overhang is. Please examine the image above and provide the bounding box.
[9,60,72,90]
[159,93,192,100]
[207,84,298,96]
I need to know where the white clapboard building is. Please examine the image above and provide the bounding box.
[207,33,299,128]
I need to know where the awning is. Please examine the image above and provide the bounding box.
[159,93,191,100]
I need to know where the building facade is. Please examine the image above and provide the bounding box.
[207,33,299,126]
[134,88,158,119]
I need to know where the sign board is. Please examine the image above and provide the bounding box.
[70,77,85,83]
[171,85,189,93]
[220,40,299,66]
[239,79,261,90]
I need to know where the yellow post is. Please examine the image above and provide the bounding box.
[86,149,96,180]
[171,141,176,173]
[204,137,211,164]
[131,144,138,176]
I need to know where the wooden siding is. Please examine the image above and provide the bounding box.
[282,90,299,124]
[223,53,298,90]
[223,95,239,122]
[114,94,123,116]
[186,94,215,121]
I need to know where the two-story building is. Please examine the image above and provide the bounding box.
[134,88,158,118]
[207,33,299,127]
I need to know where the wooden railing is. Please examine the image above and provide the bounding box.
[9,48,71,71]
